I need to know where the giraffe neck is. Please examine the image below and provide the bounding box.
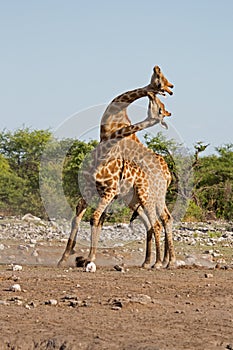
[100,85,150,141]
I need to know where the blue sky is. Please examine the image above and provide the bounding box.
[1,0,233,154]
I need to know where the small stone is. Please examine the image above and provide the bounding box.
[204,273,213,278]
[10,284,21,292]
[131,294,152,305]
[114,265,125,272]
[175,310,184,314]
[11,275,20,282]
[61,295,78,301]
[85,262,96,273]
[18,245,28,251]
[175,260,186,267]
[22,213,41,222]
[12,265,23,271]
[111,306,122,310]
[0,243,5,250]
[45,299,58,306]
[28,301,37,308]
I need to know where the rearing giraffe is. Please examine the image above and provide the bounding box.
[58,66,175,268]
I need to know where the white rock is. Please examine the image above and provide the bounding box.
[0,243,4,250]
[10,284,21,292]
[86,262,96,273]
[22,213,41,222]
[175,260,186,267]
[47,299,58,306]
[12,265,23,271]
[18,244,28,251]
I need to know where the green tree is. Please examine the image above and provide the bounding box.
[0,128,51,216]
[194,144,233,219]
[0,154,26,215]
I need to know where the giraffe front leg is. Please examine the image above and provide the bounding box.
[58,198,87,266]
[88,193,115,263]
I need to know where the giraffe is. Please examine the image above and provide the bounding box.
[58,66,175,268]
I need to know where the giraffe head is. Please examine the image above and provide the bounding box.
[150,65,174,96]
[147,91,171,129]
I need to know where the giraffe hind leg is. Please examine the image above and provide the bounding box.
[161,206,176,268]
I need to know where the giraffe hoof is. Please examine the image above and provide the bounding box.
[57,260,66,267]
[142,262,151,269]
[152,262,163,269]
[162,261,169,268]
[166,260,178,269]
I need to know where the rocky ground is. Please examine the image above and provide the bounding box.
[0,215,233,349]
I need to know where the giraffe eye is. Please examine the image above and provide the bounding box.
[159,108,162,114]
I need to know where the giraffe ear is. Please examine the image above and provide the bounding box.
[161,120,168,129]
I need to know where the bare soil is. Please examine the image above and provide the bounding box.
[0,241,233,350]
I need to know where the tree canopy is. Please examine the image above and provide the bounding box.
[0,128,232,221]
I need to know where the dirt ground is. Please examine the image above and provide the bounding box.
[0,240,233,350]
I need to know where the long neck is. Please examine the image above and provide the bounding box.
[100,85,150,141]
[111,85,150,105]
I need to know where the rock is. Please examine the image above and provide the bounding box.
[18,244,29,251]
[61,295,78,301]
[114,265,125,272]
[10,284,21,292]
[175,310,184,314]
[204,273,214,278]
[130,294,152,305]
[22,213,41,222]
[0,243,4,250]
[111,306,122,310]
[109,298,125,308]
[185,254,215,268]
[175,260,186,267]
[12,264,23,271]
[45,299,58,306]
[85,262,96,273]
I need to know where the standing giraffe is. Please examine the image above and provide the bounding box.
[58,66,175,268]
